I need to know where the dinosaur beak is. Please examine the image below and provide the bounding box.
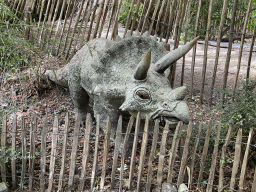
[134,49,151,80]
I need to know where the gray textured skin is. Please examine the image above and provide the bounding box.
[46,34,197,135]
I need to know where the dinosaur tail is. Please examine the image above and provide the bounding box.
[45,64,69,87]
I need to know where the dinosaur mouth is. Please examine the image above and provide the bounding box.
[152,115,180,127]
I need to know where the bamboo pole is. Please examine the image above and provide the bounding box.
[181,0,192,86]
[137,115,149,192]
[189,122,202,189]
[221,0,238,104]
[209,0,229,105]
[190,0,202,99]
[159,0,172,42]
[54,0,67,38]
[146,120,159,191]
[123,0,136,38]
[20,116,26,190]
[47,115,59,192]
[65,0,86,59]
[197,121,212,188]
[98,0,111,38]
[79,114,92,191]
[110,116,122,190]
[137,0,150,32]
[230,129,242,191]
[140,0,154,34]
[105,0,118,39]
[40,117,48,192]
[165,0,177,43]
[110,0,123,39]
[148,0,162,36]
[11,114,17,186]
[206,123,221,192]
[154,0,168,37]
[38,0,46,27]
[233,0,253,92]
[246,25,256,79]
[238,128,254,192]
[130,0,142,35]
[128,112,141,189]
[219,126,233,189]
[87,0,101,41]
[1,114,7,183]
[119,116,135,191]
[93,0,105,38]
[100,117,111,190]
[199,0,213,104]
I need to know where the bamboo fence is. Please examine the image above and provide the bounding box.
[0,113,256,191]
[5,0,256,104]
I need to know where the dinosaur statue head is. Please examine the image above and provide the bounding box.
[120,37,199,127]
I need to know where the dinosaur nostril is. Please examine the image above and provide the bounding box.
[162,103,168,108]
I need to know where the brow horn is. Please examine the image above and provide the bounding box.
[154,37,199,73]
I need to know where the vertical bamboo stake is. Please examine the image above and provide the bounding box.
[140,0,154,34]
[87,0,101,41]
[56,0,72,55]
[29,114,37,191]
[62,0,79,55]
[154,0,168,37]
[54,0,67,36]
[11,114,17,186]
[177,122,193,185]
[156,121,169,189]
[128,112,141,189]
[233,0,253,92]
[65,0,86,59]
[100,117,111,190]
[238,128,254,192]
[38,0,46,27]
[1,114,7,182]
[91,115,101,190]
[110,116,122,189]
[246,25,256,79]
[67,113,80,189]
[221,0,238,104]
[148,0,162,36]
[123,0,136,38]
[219,126,233,189]
[20,116,26,190]
[110,0,123,39]
[206,123,221,192]
[93,0,105,38]
[137,115,149,192]
[146,120,159,191]
[209,0,229,105]
[197,121,212,188]
[58,113,69,191]
[165,0,177,43]
[252,166,256,192]
[47,115,59,192]
[79,113,92,191]
[200,0,213,104]
[137,0,150,32]
[119,116,135,191]
[98,0,111,38]
[40,117,48,192]
[105,0,118,38]
[230,129,242,191]
[159,0,172,42]
[189,122,203,189]
[181,0,192,86]
[167,121,182,183]
[130,0,142,35]
[190,0,202,99]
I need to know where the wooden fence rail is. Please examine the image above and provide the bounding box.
[0,113,256,191]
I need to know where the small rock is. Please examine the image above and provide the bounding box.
[0,182,8,192]
[178,183,189,192]
[162,182,177,192]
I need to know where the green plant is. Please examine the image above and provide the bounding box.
[221,78,256,136]
[118,1,143,26]
[0,0,35,71]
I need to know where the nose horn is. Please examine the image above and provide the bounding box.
[173,86,187,100]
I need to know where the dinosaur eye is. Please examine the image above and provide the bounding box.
[137,91,149,99]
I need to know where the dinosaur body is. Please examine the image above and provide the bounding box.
[46,32,198,135]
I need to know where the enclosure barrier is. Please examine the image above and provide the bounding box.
[0,112,256,191]
[4,0,256,105]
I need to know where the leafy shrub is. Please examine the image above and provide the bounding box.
[0,0,34,71]
[118,1,143,26]
[221,78,256,136]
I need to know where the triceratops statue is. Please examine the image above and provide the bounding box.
[46,31,198,135]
